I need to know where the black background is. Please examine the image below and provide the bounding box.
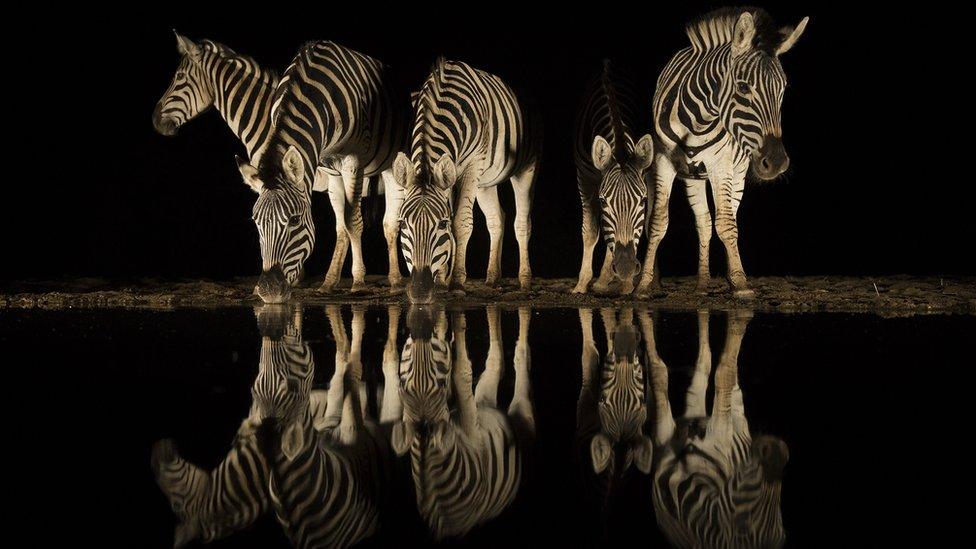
[9,3,971,282]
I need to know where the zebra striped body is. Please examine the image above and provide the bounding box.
[391,306,534,539]
[249,304,389,549]
[643,310,789,548]
[238,41,409,302]
[573,61,655,295]
[639,8,809,298]
[392,57,540,303]
[153,34,403,297]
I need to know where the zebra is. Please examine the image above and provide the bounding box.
[153,33,405,294]
[390,305,535,539]
[236,41,409,303]
[249,302,392,548]
[392,57,541,303]
[573,61,655,295]
[638,8,809,299]
[642,309,789,548]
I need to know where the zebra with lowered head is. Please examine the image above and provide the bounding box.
[392,57,541,303]
[639,8,809,299]
[235,41,408,303]
[152,33,404,294]
[573,60,655,295]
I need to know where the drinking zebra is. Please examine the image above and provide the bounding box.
[639,8,809,298]
[573,61,655,295]
[235,41,408,302]
[392,57,541,303]
[390,306,535,539]
[152,34,403,294]
[642,309,789,548]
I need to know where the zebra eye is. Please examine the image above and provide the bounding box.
[288,215,301,226]
[437,219,450,230]
[736,81,751,95]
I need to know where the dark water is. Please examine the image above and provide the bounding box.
[6,305,973,548]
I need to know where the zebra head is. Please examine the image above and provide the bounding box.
[392,152,457,304]
[237,146,315,304]
[153,32,213,136]
[721,11,809,180]
[249,304,315,461]
[591,135,655,292]
[591,321,653,476]
[391,306,454,456]
[150,439,214,547]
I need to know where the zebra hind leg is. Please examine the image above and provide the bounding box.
[510,162,537,289]
[475,185,506,287]
[320,175,349,293]
[340,157,368,293]
[573,182,600,294]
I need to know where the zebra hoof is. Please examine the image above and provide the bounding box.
[733,288,756,300]
[571,284,588,294]
[350,282,368,294]
[592,282,613,295]
[519,277,532,290]
[317,283,337,294]
[695,280,711,294]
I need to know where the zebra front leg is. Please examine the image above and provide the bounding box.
[511,162,537,289]
[637,309,675,444]
[474,306,504,408]
[380,305,402,425]
[684,310,712,418]
[340,156,367,293]
[381,170,404,289]
[573,182,600,293]
[710,310,752,435]
[710,173,753,299]
[449,181,478,291]
[475,185,506,287]
[451,311,478,435]
[320,175,349,293]
[637,155,676,297]
[684,179,713,293]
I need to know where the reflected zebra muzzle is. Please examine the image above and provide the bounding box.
[256,266,291,304]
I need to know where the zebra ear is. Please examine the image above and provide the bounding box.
[731,12,757,57]
[633,134,655,171]
[433,154,457,191]
[174,31,202,63]
[591,135,613,171]
[590,433,612,474]
[281,422,305,461]
[776,17,809,56]
[281,146,306,187]
[236,156,263,194]
[632,436,653,474]
[391,422,414,456]
[392,152,415,190]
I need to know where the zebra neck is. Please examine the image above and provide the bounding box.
[205,55,277,159]
[682,47,732,129]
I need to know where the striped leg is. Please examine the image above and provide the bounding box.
[511,161,537,289]
[710,172,753,299]
[637,154,676,297]
[508,307,534,431]
[450,179,479,290]
[380,306,401,424]
[685,310,712,418]
[573,180,599,294]
[684,179,713,292]
[340,156,367,293]
[638,309,675,444]
[321,175,350,293]
[381,170,404,288]
[476,186,506,287]
[474,306,503,407]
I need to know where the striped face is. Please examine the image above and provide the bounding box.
[721,52,789,176]
[153,34,213,136]
[393,153,457,303]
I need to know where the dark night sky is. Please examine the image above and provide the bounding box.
[10,4,972,282]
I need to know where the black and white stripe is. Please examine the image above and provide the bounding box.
[639,8,809,298]
[392,57,541,303]
[573,61,655,295]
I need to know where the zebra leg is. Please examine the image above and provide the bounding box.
[476,185,506,287]
[710,310,752,435]
[573,181,600,294]
[350,306,367,416]
[474,306,503,408]
[320,175,350,293]
[381,170,404,289]
[509,307,534,432]
[638,309,675,444]
[684,310,712,418]
[684,179,713,292]
[450,181,478,290]
[511,161,537,289]
[637,154,677,297]
[710,173,753,299]
[380,305,402,425]
[451,311,478,435]
[340,156,368,293]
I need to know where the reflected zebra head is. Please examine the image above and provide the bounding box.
[153,33,214,136]
[249,304,315,460]
[392,307,454,455]
[720,11,809,180]
[392,152,456,304]
[591,135,654,290]
[591,321,653,476]
[238,146,315,304]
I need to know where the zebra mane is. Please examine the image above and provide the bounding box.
[600,60,630,162]
[198,39,279,86]
[685,7,783,55]
[410,57,450,186]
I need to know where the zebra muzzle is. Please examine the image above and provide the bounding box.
[408,267,436,304]
[256,266,291,304]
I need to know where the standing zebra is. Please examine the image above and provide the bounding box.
[152,34,404,292]
[236,41,408,303]
[573,61,655,295]
[250,303,391,548]
[643,309,789,548]
[639,8,809,298]
[392,57,540,303]
[391,306,535,539]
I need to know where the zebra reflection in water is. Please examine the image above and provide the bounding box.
[391,306,535,539]
[643,310,789,548]
[152,304,400,548]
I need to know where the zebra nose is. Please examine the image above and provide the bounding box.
[152,104,177,136]
[755,136,789,180]
[408,267,435,304]
[257,266,291,304]
[611,242,638,279]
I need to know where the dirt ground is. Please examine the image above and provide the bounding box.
[2,275,973,315]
